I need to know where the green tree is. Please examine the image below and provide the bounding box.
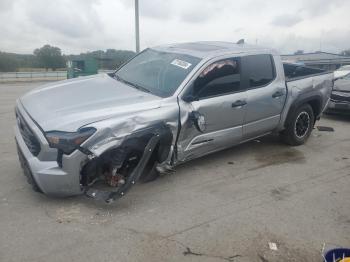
[33,45,65,70]
[340,49,350,56]
[0,52,18,71]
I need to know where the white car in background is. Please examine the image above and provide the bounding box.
[334,65,350,79]
[326,71,350,114]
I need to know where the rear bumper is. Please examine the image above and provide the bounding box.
[14,102,87,197]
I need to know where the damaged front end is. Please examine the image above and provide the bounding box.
[81,124,173,203]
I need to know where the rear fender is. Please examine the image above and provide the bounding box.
[284,92,323,128]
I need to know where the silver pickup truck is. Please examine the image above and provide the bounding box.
[15,42,333,202]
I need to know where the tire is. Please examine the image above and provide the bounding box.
[139,150,160,183]
[281,104,315,146]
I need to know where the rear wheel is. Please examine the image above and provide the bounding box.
[281,104,314,146]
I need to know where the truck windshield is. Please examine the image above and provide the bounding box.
[115,49,201,97]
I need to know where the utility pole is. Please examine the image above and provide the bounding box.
[135,0,140,53]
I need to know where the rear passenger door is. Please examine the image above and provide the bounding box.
[242,54,286,139]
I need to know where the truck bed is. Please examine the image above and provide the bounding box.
[283,63,329,81]
[282,63,333,121]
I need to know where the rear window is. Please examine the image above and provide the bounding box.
[244,55,275,88]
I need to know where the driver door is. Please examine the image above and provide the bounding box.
[177,57,247,161]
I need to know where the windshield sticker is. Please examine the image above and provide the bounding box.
[171,59,192,69]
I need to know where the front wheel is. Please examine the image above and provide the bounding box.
[281,104,315,146]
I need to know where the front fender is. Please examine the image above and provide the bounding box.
[83,123,173,203]
[80,101,179,158]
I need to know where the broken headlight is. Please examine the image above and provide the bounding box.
[45,127,96,154]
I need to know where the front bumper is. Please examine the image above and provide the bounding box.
[15,104,86,197]
[326,100,350,113]
[325,90,350,114]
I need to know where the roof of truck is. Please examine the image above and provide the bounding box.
[153,41,278,58]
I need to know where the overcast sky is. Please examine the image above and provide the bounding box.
[0,0,349,55]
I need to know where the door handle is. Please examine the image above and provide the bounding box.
[272,90,285,98]
[232,100,247,108]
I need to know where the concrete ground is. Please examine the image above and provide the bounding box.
[0,82,349,262]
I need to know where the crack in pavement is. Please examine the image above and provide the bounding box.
[183,246,242,261]
[168,238,242,262]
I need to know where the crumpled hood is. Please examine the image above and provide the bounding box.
[20,74,162,132]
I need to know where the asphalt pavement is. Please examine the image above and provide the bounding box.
[0,81,349,262]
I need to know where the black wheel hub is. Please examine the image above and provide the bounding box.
[294,111,310,138]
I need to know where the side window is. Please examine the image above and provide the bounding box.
[192,58,241,99]
[245,55,275,88]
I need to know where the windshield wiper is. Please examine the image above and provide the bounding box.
[114,74,151,94]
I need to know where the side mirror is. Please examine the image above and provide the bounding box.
[190,111,206,132]
[182,94,198,103]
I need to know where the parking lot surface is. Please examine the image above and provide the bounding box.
[0,81,349,262]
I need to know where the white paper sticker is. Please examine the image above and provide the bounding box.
[171,59,192,69]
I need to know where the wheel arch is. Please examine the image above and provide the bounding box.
[121,123,173,164]
[284,92,323,128]
[82,122,174,202]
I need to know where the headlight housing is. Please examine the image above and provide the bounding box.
[45,127,96,154]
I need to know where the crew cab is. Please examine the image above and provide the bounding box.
[15,42,333,202]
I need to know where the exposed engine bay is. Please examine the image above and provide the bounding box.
[81,124,173,203]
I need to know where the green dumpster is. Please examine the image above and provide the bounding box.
[67,57,98,79]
